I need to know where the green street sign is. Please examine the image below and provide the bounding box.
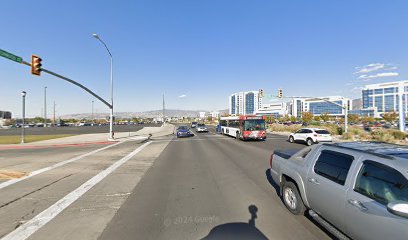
[0,49,22,63]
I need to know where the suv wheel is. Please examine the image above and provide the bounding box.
[282,181,305,215]
[306,138,313,146]
[289,136,294,143]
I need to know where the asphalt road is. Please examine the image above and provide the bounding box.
[99,127,332,240]
[0,125,333,240]
[0,123,160,136]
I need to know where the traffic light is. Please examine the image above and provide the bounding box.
[31,55,42,76]
[278,89,283,98]
[259,89,264,97]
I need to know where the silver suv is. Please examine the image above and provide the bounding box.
[270,142,408,240]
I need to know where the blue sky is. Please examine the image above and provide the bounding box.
[1,0,408,117]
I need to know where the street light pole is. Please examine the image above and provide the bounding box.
[92,100,94,125]
[44,86,47,127]
[93,33,114,140]
[21,91,26,144]
[344,102,348,134]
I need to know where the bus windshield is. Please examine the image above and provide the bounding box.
[244,120,265,131]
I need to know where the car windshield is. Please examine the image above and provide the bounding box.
[178,126,188,130]
[244,120,265,131]
[197,124,205,127]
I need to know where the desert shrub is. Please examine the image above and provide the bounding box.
[342,132,354,140]
[389,130,406,140]
[269,123,301,133]
[371,130,396,143]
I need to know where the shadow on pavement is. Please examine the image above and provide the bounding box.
[265,169,280,196]
[201,205,268,240]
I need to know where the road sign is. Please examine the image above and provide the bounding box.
[0,49,22,63]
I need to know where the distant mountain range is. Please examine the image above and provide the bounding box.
[60,109,228,119]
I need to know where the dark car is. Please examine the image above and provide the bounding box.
[176,125,194,138]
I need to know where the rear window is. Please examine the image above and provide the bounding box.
[198,124,205,127]
[314,150,354,185]
[315,130,330,134]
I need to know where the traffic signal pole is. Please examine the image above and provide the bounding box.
[1,49,114,139]
[20,60,113,109]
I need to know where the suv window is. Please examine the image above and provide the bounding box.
[314,150,354,185]
[354,161,408,205]
[315,130,330,134]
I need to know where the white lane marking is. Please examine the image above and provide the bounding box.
[1,141,152,240]
[0,141,123,190]
[152,138,235,143]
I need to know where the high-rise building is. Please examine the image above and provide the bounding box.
[352,98,362,110]
[229,91,262,115]
[362,80,408,116]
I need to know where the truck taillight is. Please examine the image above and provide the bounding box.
[269,153,274,168]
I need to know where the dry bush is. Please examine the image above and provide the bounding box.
[269,124,301,133]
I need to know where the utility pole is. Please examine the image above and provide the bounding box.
[53,101,56,126]
[92,100,94,124]
[344,102,348,134]
[21,91,27,144]
[44,86,47,126]
[398,84,405,132]
[162,93,165,125]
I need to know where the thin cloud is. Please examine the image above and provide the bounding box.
[355,63,385,74]
[178,94,187,98]
[354,63,398,74]
[358,72,399,80]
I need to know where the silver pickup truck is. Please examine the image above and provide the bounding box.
[269,142,408,240]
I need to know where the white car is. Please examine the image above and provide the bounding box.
[288,128,332,146]
[196,123,208,133]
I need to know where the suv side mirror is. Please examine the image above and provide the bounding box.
[387,201,408,218]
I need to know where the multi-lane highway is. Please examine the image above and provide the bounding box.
[0,125,333,240]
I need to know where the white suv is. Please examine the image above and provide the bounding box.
[289,128,332,146]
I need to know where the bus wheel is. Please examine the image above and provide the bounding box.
[236,132,240,140]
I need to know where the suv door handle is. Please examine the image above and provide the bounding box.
[348,199,368,212]
[308,178,320,185]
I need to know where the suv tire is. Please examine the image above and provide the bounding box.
[306,138,313,146]
[289,136,294,143]
[282,181,305,215]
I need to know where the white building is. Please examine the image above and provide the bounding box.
[256,102,289,117]
[199,112,206,118]
[290,96,350,117]
[362,80,408,117]
[229,91,262,115]
[210,111,220,118]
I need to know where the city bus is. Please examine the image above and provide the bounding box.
[219,115,267,140]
